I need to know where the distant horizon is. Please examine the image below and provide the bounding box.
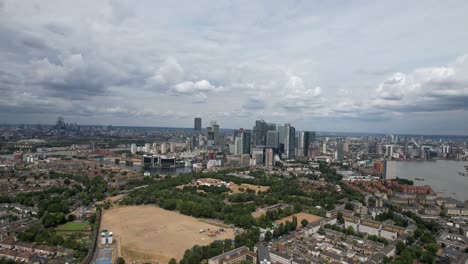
[3,121,467,138]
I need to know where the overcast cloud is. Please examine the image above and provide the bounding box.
[0,0,467,134]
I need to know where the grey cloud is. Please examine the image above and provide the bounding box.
[20,34,54,51]
[0,1,468,134]
[108,0,135,24]
[243,98,266,110]
[372,57,468,113]
[27,55,113,99]
[46,23,72,36]
[357,68,394,76]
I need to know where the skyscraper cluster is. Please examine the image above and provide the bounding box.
[190,117,316,167]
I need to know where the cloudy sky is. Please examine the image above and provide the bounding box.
[1,0,468,135]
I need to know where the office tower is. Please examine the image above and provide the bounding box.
[253,120,267,146]
[383,160,397,179]
[130,144,137,155]
[303,131,315,157]
[265,148,274,167]
[234,136,242,155]
[194,117,202,132]
[212,121,220,146]
[283,124,291,158]
[242,131,251,155]
[322,143,327,153]
[336,141,344,162]
[278,125,285,144]
[289,126,295,159]
[283,124,295,159]
[206,126,214,140]
[297,132,305,157]
[267,123,276,132]
[266,130,279,149]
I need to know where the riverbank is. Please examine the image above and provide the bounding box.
[397,160,468,202]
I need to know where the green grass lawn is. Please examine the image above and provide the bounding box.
[56,221,90,231]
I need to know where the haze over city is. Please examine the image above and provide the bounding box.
[1,0,467,134]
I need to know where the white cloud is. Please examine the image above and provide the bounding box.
[284,75,322,99]
[0,1,468,133]
[145,58,185,89]
[171,80,223,94]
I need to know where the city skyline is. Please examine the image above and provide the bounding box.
[3,115,468,137]
[1,1,468,135]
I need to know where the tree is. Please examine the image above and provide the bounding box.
[318,227,326,235]
[168,258,177,264]
[116,257,126,264]
[337,212,344,224]
[346,226,355,235]
[421,251,434,264]
[396,241,406,255]
[426,243,439,255]
[67,214,76,222]
[345,202,354,211]
[301,219,309,227]
[264,231,272,242]
[88,213,97,224]
[414,228,424,238]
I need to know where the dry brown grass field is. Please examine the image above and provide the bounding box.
[100,205,235,264]
[274,212,322,228]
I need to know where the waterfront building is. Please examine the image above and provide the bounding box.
[383,160,397,180]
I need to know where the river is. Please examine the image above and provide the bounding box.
[397,160,468,202]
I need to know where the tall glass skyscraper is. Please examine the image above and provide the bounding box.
[194,117,202,132]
